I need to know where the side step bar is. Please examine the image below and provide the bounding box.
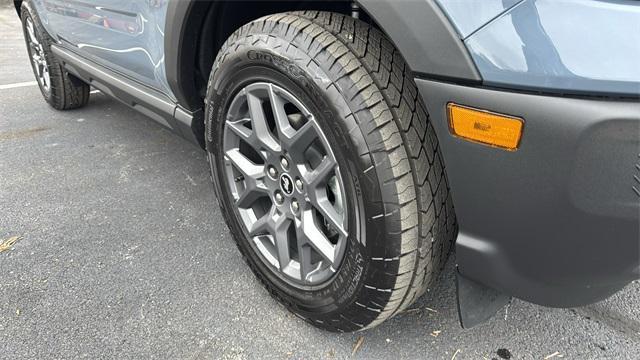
[50,45,204,148]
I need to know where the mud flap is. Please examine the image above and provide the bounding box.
[456,270,511,328]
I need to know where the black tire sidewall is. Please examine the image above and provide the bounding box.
[206,49,378,316]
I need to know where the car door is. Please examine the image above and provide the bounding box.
[42,0,172,97]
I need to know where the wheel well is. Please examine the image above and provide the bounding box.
[14,0,23,15]
[174,0,376,112]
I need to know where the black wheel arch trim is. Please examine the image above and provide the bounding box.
[164,0,215,111]
[356,0,481,81]
[164,0,482,113]
[13,0,22,16]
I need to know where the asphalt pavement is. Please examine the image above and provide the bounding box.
[1,6,639,360]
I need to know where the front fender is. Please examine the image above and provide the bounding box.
[464,0,640,97]
[356,0,481,82]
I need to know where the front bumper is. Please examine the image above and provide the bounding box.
[416,79,640,307]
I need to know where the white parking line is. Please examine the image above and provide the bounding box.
[0,81,38,90]
[0,82,102,94]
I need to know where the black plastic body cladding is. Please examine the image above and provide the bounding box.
[356,0,480,82]
[417,78,640,307]
[165,0,212,111]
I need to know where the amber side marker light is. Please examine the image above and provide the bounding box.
[447,103,524,151]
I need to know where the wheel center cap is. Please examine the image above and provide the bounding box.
[280,174,294,195]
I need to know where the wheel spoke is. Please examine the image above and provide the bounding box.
[246,90,280,152]
[32,57,42,77]
[304,156,337,188]
[303,156,346,237]
[225,148,264,179]
[267,85,293,140]
[273,216,293,271]
[316,199,347,238]
[289,121,319,154]
[300,209,336,264]
[225,148,268,208]
[226,118,253,142]
[267,85,320,155]
[235,184,268,208]
[226,117,266,155]
[41,65,50,90]
[26,20,39,46]
[296,237,314,281]
[249,208,275,237]
[251,208,293,271]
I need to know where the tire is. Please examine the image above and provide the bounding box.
[205,11,456,332]
[21,6,90,110]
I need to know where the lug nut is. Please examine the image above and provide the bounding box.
[275,191,284,205]
[268,166,278,178]
[291,199,300,214]
[280,157,290,170]
[295,178,304,192]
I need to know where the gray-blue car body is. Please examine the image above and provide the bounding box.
[15,0,640,330]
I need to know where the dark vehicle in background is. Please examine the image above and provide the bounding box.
[15,0,640,332]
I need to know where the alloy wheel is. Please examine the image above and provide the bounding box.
[222,82,348,288]
[25,18,50,93]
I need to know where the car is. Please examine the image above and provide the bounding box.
[14,0,639,332]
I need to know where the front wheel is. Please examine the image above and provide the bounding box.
[206,11,456,332]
